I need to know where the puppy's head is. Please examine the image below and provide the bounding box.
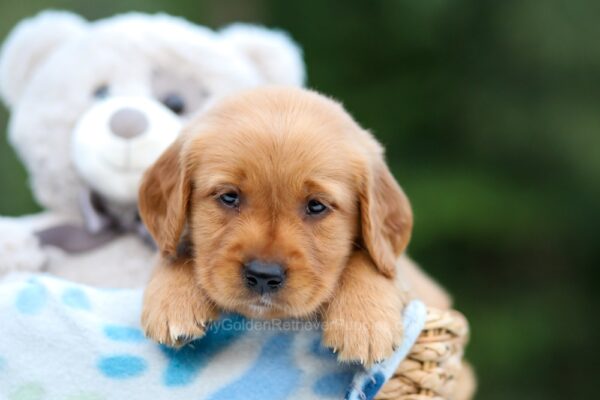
[139,87,412,319]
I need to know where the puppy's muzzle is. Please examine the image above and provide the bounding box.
[243,260,285,294]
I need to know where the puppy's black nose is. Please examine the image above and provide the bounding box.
[243,260,285,294]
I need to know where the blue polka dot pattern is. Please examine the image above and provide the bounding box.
[97,355,147,379]
[207,333,302,400]
[103,325,145,342]
[310,336,357,397]
[310,337,337,359]
[360,372,386,399]
[15,280,47,314]
[62,287,91,310]
[313,371,355,397]
[161,314,247,387]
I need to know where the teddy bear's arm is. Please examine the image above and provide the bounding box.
[0,213,54,276]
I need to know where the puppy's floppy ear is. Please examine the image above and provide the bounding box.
[359,147,413,279]
[138,137,192,258]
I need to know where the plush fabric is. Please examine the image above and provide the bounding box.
[0,213,157,288]
[0,274,426,400]
[0,11,305,286]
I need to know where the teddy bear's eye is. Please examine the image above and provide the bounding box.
[163,93,186,115]
[93,84,110,99]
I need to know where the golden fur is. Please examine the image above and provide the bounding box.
[139,86,452,365]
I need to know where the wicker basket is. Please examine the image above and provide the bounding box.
[376,307,475,400]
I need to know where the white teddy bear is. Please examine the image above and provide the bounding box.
[0,11,305,287]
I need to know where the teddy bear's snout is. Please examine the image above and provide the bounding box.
[71,96,182,203]
[109,108,149,139]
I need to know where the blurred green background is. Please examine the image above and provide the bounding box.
[1,0,598,398]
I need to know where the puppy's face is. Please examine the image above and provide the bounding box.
[140,87,412,319]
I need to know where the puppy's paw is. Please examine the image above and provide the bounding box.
[322,288,404,366]
[141,265,219,347]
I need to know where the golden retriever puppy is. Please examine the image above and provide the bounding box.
[139,86,451,365]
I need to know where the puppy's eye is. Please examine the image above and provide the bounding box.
[306,199,328,215]
[219,192,239,208]
[163,93,186,115]
[93,84,109,99]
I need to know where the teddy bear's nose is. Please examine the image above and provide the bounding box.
[109,108,149,139]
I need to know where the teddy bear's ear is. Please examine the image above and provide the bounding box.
[0,11,87,107]
[220,23,306,86]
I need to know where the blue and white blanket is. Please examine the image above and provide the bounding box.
[0,274,426,400]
